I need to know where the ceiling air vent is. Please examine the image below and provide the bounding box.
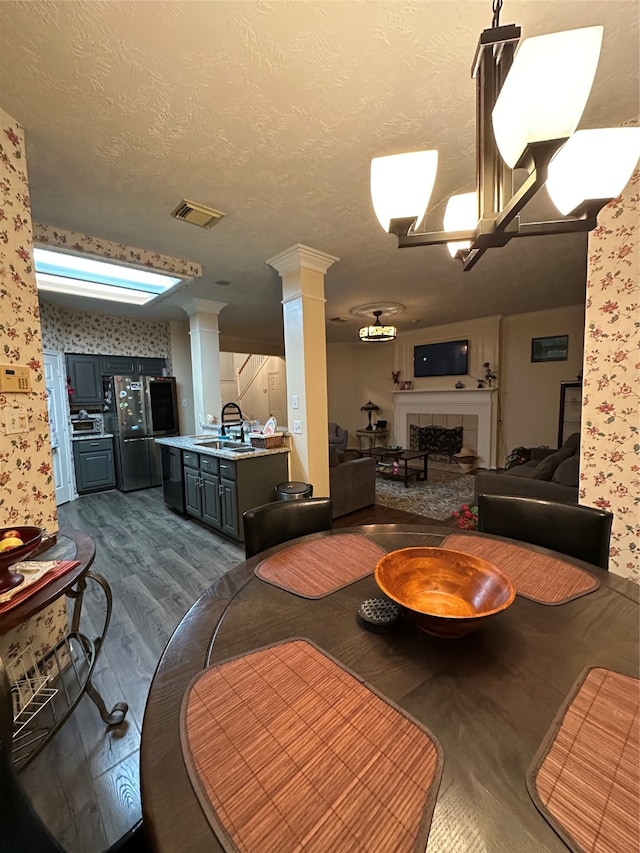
[170,199,225,229]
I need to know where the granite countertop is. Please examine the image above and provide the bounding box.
[155,435,289,461]
[71,433,114,441]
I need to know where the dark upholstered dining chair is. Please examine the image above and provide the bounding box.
[243,498,333,559]
[0,656,148,853]
[476,494,613,570]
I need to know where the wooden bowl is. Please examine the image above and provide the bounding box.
[374,547,516,638]
[0,526,44,593]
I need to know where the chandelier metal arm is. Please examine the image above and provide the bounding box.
[395,227,478,248]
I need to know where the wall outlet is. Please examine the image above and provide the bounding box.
[292,395,298,409]
[293,420,303,434]
[181,398,188,408]
[3,407,29,434]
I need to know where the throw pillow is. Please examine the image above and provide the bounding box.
[328,445,340,468]
[551,454,580,487]
[530,443,576,481]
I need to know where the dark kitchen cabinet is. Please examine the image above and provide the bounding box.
[180,449,287,543]
[101,355,166,376]
[73,437,115,493]
[66,354,102,406]
[137,357,166,376]
[101,355,136,375]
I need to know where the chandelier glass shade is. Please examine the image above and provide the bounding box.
[491,26,603,169]
[370,4,640,271]
[546,128,640,215]
[370,151,438,233]
[444,193,478,258]
[359,310,397,342]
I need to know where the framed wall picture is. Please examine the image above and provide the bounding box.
[400,380,413,390]
[531,335,569,363]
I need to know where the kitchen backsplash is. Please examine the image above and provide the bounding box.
[39,300,173,372]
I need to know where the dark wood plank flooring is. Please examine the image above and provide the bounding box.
[20,487,444,851]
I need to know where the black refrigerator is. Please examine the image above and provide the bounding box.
[104,375,179,491]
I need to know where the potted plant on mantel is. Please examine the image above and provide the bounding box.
[475,362,497,389]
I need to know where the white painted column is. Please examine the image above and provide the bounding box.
[183,299,227,431]
[267,244,338,497]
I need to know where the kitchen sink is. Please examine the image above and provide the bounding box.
[196,439,254,453]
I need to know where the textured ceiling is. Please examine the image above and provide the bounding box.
[0,1,638,345]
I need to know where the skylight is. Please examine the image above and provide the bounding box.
[34,248,182,305]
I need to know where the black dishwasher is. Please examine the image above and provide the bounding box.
[161,445,186,513]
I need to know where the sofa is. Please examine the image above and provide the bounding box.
[328,422,348,453]
[329,447,376,518]
[475,433,580,506]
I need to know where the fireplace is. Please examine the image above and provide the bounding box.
[393,389,498,469]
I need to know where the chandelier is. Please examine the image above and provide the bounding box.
[370,0,640,270]
[359,311,397,343]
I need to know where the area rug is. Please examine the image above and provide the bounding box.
[375,470,476,521]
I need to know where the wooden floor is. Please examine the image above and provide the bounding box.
[21,487,443,851]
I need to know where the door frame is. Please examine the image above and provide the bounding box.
[44,350,76,504]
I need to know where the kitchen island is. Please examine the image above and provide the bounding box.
[155,436,290,544]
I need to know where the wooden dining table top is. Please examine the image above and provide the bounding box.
[140,524,639,853]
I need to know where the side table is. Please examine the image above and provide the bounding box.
[0,527,128,769]
[356,429,389,451]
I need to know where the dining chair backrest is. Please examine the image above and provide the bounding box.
[243,498,333,559]
[0,655,148,853]
[476,494,613,570]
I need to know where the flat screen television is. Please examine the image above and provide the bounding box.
[413,340,468,377]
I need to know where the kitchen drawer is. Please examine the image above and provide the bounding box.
[218,460,236,481]
[74,437,113,454]
[101,355,136,374]
[200,455,219,475]
[183,451,200,469]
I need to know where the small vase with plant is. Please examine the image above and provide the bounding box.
[475,362,497,389]
[391,370,401,389]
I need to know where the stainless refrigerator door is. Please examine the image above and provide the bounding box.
[118,437,152,491]
[114,376,149,439]
[145,377,178,435]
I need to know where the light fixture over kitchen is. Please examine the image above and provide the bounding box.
[370,0,640,270]
[34,248,182,305]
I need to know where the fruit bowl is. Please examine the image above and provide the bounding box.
[0,526,45,593]
[374,547,516,638]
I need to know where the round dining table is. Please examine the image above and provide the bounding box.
[140,524,639,852]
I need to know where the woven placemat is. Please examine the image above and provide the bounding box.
[527,667,639,853]
[181,639,442,853]
[443,535,599,604]
[0,560,80,612]
[255,533,386,598]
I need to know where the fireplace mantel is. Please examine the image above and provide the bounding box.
[393,388,498,469]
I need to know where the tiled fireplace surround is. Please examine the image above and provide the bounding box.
[393,389,498,470]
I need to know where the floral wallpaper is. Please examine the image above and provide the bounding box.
[33,222,202,279]
[582,165,639,582]
[0,109,66,664]
[40,299,172,369]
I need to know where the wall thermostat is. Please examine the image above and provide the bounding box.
[0,364,31,393]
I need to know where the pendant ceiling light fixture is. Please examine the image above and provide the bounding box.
[370,0,640,270]
[359,310,397,343]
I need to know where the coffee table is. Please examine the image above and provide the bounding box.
[361,447,428,487]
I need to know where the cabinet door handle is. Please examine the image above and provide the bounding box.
[218,483,223,496]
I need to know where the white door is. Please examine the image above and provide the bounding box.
[268,372,283,425]
[44,351,74,505]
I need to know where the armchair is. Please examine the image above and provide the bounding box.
[328,422,348,453]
